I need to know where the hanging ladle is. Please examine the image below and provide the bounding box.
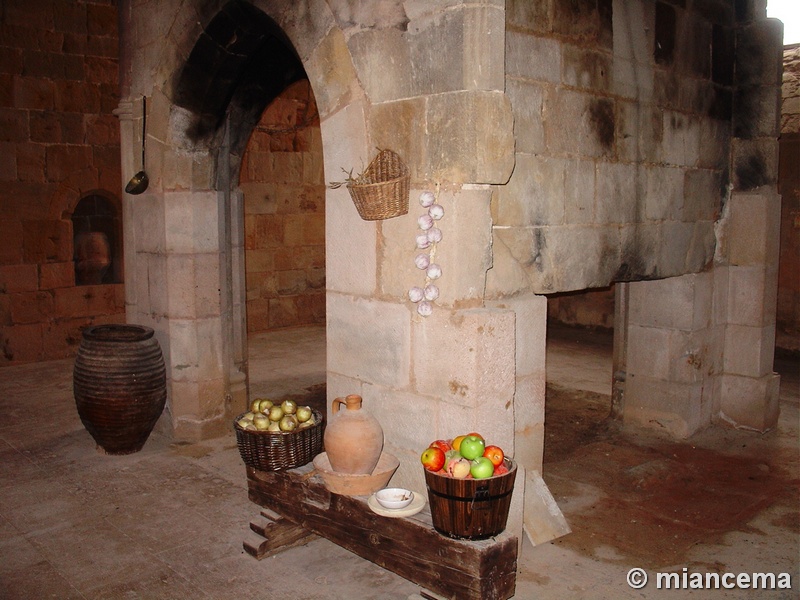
[125,96,149,195]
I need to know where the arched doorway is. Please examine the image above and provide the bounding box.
[169,1,326,415]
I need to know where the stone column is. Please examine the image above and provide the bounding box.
[620,273,719,438]
[715,190,781,430]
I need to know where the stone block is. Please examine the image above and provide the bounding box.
[327,293,411,389]
[52,285,121,319]
[645,165,684,221]
[495,154,566,226]
[365,385,440,458]
[723,323,776,378]
[617,101,661,164]
[506,31,561,84]
[725,191,781,266]
[626,324,672,380]
[325,186,377,296]
[731,138,778,190]
[595,162,640,223]
[10,291,53,324]
[684,168,723,221]
[507,79,545,155]
[484,230,532,298]
[462,3,506,91]
[564,159,596,223]
[717,372,780,432]
[132,195,165,253]
[0,323,43,364]
[698,118,730,170]
[624,374,711,438]
[349,29,413,103]
[164,191,219,254]
[39,261,74,289]
[617,222,660,279]
[145,253,168,318]
[305,28,359,118]
[660,111,700,167]
[726,265,768,325]
[523,469,570,546]
[562,46,612,92]
[657,220,695,276]
[412,307,515,409]
[0,220,23,264]
[22,219,72,263]
[0,263,38,293]
[424,90,515,184]
[492,225,615,293]
[42,317,93,359]
[628,275,698,330]
[512,374,545,471]
[546,89,615,159]
[165,252,221,320]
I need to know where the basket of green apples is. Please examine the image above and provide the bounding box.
[234,398,324,471]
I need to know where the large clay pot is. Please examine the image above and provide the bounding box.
[323,394,384,474]
[73,324,166,455]
[74,232,111,285]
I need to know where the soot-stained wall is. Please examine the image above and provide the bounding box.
[490,0,778,297]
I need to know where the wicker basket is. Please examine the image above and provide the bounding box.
[344,149,410,221]
[234,409,325,471]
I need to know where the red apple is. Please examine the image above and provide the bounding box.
[429,439,452,453]
[420,446,446,471]
[483,445,504,468]
[493,463,509,476]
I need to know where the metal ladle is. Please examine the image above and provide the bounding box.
[125,96,149,195]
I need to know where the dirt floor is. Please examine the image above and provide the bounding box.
[543,383,799,569]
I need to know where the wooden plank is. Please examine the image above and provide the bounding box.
[243,508,317,560]
[246,465,517,600]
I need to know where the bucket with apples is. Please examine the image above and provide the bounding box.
[420,433,516,540]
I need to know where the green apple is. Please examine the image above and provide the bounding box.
[253,414,270,430]
[459,435,485,460]
[295,405,312,423]
[470,456,494,479]
[268,405,284,422]
[279,415,298,432]
[281,399,297,415]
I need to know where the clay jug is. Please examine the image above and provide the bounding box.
[324,394,384,474]
[75,232,111,285]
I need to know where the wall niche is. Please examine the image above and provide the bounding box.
[71,193,123,286]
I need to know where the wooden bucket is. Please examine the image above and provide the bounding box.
[424,460,517,540]
[73,324,166,455]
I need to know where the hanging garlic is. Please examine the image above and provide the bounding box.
[419,191,435,208]
[416,233,431,249]
[426,227,442,243]
[418,214,434,230]
[417,301,433,317]
[429,204,445,220]
[426,263,442,279]
[415,253,431,270]
[408,286,424,303]
[424,284,439,301]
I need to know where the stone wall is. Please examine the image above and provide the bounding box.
[0,0,125,366]
[777,44,800,354]
[491,0,729,297]
[240,79,325,333]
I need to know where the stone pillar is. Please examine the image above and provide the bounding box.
[621,274,718,438]
[715,190,781,430]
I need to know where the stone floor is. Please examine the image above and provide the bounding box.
[0,324,797,599]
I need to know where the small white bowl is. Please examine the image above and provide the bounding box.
[375,487,414,510]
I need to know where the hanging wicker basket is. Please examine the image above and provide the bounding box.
[332,149,410,221]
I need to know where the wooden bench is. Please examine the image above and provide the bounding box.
[245,463,518,600]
